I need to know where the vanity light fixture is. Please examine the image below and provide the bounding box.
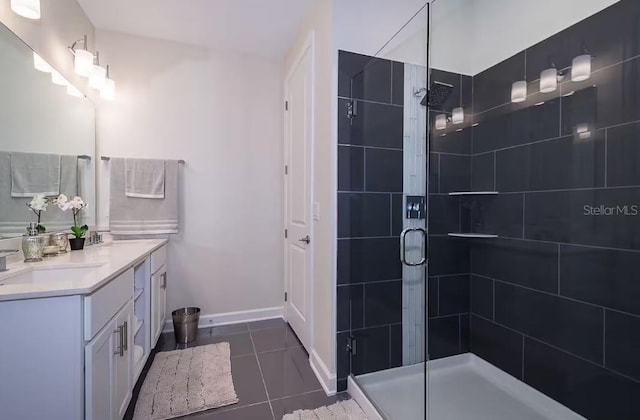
[571,54,592,82]
[540,67,558,93]
[10,0,40,20]
[511,81,527,103]
[69,35,94,78]
[88,52,107,90]
[51,70,67,86]
[435,114,447,130]
[33,52,52,73]
[452,107,464,124]
[100,66,116,100]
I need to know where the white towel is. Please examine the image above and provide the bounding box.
[125,158,165,199]
[10,152,61,197]
[110,158,179,235]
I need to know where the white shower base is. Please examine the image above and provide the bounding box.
[349,354,586,420]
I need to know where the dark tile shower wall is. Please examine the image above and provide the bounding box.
[336,51,405,392]
[428,69,474,360]
[465,1,640,418]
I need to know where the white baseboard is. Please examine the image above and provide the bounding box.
[309,350,337,396]
[163,306,284,332]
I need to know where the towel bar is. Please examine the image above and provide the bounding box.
[101,156,185,164]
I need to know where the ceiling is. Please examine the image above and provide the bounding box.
[76,0,314,59]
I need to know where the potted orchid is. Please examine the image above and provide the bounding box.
[55,194,89,251]
[26,194,49,233]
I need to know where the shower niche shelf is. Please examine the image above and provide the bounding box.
[448,233,498,238]
[448,191,499,196]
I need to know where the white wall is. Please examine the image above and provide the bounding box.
[332,0,619,76]
[96,30,285,318]
[333,0,428,57]
[467,0,619,74]
[285,0,337,390]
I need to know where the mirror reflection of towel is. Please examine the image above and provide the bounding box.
[0,152,79,237]
[10,152,61,197]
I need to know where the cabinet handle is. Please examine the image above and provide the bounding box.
[123,321,128,352]
[114,324,124,356]
[162,273,167,289]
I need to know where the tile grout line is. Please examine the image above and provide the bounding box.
[363,147,367,192]
[604,128,608,188]
[337,96,403,108]
[521,335,525,381]
[471,312,640,385]
[557,243,561,295]
[444,233,640,255]
[492,278,496,321]
[248,329,276,420]
[472,117,640,158]
[602,309,606,368]
[471,272,640,319]
[338,143,404,152]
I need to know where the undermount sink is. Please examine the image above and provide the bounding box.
[0,263,105,286]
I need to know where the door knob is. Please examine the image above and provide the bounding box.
[298,235,311,244]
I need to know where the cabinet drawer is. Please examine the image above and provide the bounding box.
[150,246,166,274]
[84,269,133,341]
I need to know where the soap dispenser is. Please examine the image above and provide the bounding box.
[22,222,43,262]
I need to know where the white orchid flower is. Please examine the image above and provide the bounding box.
[54,194,71,211]
[70,196,86,210]
[28,194,49,212]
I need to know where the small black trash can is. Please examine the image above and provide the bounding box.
[172,307,200,343]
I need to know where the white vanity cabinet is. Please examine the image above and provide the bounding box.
[0,240,169,420]
[150,246,168,344]
[85,300,134,420]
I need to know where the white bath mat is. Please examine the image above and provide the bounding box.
[133,343,239,420]
[282,399,368,420]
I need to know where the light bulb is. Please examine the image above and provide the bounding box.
[540,68,558,93]
[74,49,94,78]
[89,65,107,90]
[100,78,116,100]
[51,70,67,86]
[452,107,464,124]
[435,114,447,130]
[66,84,83,97]
[10,0,40,20]
[572,54,592,82]
[33,52,52,73]
[576,124,592,139]
[511,81,527,103]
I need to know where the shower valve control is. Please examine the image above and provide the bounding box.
[406,196,426,220]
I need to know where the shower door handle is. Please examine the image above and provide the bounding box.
[400,228,427,266]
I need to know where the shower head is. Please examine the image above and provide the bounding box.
[426,80,454,110]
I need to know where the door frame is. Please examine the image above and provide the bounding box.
[283,30,316,351]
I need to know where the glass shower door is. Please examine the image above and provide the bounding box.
[335,3,430,419]
[426,1,640,419]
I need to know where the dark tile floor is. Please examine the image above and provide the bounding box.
[124,319,347,420]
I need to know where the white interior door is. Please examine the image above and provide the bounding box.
[284,37,314,352]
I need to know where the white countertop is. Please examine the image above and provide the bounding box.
[0,239,168,302]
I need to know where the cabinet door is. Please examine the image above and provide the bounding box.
[113,301,134,419]
[85,316,117,420]
[151,266,167,345]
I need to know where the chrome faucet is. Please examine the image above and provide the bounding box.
[0,249,19,273]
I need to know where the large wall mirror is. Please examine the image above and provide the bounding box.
[0,22,96,239]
